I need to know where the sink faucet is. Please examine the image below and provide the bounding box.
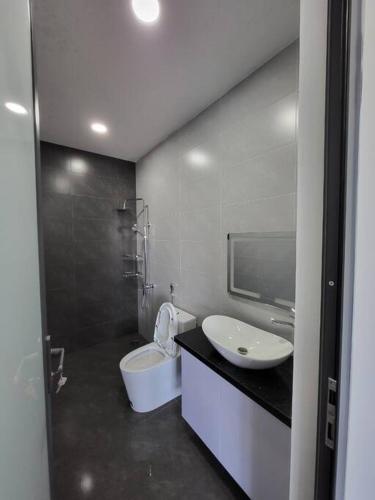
[271,306,295,328]
[271,318,294,328]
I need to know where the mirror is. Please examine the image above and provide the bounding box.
[227,231,296,310]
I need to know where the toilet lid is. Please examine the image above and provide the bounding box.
[154,303,178,357]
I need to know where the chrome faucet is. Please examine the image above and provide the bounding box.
[271,306,295,328]
[271,318,294,328]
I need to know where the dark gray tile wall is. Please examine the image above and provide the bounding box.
[40,142,138,352]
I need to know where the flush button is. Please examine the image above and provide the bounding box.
[237,347,248,355]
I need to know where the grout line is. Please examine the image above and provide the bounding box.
[218,140,297,173]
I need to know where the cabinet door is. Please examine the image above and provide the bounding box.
[219,377,291,500]
[181,349,221,456]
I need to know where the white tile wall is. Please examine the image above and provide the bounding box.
[137,42,299,341]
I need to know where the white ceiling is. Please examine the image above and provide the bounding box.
[32,0,299,162]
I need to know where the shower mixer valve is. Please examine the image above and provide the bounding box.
[123,271,143,279]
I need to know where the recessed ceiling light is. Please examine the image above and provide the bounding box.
[91,122,108,134]
[132,0,160,24]
[5,102,28,115]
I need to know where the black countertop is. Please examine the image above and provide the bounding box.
[175,327,292,427]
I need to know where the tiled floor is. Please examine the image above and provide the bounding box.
[52,334,248,500]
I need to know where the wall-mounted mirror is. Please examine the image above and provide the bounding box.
[228,231,296,310]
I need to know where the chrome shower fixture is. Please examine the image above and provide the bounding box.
[131,224,145,237]
[117,200,129,212]
[117,198,148,218]
[119,197,153,308]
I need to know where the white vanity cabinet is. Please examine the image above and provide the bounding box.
[181,349,291,500]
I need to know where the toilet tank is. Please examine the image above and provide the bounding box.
[174,307,197,334]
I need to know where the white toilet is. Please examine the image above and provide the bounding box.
[119,303,196,412]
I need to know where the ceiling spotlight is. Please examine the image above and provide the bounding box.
[5,102,28,115]
[132,0,160,24]
[91,122,108,134]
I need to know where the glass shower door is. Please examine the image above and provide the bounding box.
[0,1,51,499]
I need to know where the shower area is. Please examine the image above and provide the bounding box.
[41,141,146,355]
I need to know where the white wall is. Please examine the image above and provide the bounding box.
[289,1,327,499]
[344,1,375,497]
[0,1,50,499]
[137,43,299,341]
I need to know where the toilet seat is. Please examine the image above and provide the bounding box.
[120,303,179,376]
[154,302,178,357]
[122,345,166,372]
[120,342,168,373]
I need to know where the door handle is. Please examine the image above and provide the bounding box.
[51,347,67,394]
[45,335,67,394]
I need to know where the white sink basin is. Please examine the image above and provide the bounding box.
[202,315,293,370]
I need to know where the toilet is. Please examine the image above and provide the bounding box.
[119,303,196,412]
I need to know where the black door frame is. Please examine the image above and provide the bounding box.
[28,0,353,498]
[315,0,352,498]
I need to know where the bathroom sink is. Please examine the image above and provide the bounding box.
[202,315,293,370]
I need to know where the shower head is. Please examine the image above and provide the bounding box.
[117,197,145,213]
[117,200,130,212]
